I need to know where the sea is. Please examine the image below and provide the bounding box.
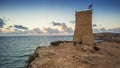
[0,36,73,68]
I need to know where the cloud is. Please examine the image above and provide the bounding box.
[52,22,62,26]
[14,25,28,29]
[93,27,120,33]
[58,23,73,33]
[0,19,74,35]
[42,27,59,34]
[0,29,28,36]
[0,18,5,28]
[93,27,107,33]
[57,23,67,31]
[98,28,107,32]
[70,21,75,24]
[6,28,11,30]
[93,28,99,33]
[11,28,43,35]
[66,27,73,33]
[92,24,97,27]
[51,22,74,33]
[33,28,43,34]
[9,26,13,28]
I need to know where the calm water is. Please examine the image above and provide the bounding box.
[0,36,72,68]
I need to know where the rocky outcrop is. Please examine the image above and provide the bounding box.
[28,42,120,68]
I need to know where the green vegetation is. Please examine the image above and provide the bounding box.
[50,41,63,46]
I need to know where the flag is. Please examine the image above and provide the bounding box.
[89,4,92,9]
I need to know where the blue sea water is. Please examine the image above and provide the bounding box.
[0,36,72,68]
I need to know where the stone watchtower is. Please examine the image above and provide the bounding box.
[73,10,94,45]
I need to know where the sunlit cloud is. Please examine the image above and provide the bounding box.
[51,22,73,33]
[41,26,59,34]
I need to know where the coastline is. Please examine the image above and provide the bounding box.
[27,41,120,68]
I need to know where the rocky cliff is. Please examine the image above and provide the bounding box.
[27,42,120,68]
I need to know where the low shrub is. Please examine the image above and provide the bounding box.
[93,46,99,51]
[73,42,77,46]
[50,41,63,46]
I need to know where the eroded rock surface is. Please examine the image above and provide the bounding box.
[28,42,120,68]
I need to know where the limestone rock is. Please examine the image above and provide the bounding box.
[28,42,120,68]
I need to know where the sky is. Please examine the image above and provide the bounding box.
[0,0,120,36]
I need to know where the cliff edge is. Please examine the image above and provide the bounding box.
[28,42,120,68]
